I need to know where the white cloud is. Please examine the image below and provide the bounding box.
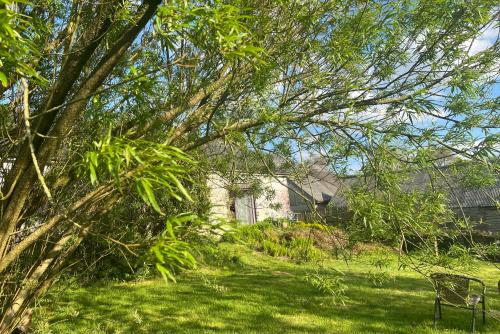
[465,25,498,56]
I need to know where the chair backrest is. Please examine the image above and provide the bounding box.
[431,273,470,306]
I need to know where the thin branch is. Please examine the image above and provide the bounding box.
[21,79,52,200]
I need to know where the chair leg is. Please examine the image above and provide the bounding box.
[471,306,476,333]
[433,299,439,329]
[438,299,442,320]
[482,297,486,325]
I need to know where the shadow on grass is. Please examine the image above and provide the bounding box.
[41,261,500,334]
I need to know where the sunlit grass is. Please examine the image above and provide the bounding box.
[33,244,500,334]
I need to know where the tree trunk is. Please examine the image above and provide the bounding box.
[0,223,91,333]
[0,233,74,333]
[0,191,119,333]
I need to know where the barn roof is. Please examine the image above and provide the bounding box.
[295,168,499,209]
[448,185,500,208]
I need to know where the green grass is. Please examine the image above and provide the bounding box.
[34,244,500,334]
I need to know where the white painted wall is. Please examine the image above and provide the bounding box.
[207,174,291,223]
[254,175,291,221]
[207,174,231,220]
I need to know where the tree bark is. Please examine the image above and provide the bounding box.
[0,193,120,333]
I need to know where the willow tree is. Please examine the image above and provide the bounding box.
[0,0,498,332]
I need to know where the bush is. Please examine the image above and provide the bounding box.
[221,223,267,246]
[473,242,500,262]
[222,221,327,263]
[288,237,322,262]
[261,240,288,257]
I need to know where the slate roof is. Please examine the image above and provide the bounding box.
[290,175,347,204]
[448,185,500,208]
[296,168,499,209]
[288,161,356,208]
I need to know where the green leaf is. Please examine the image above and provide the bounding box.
[141,178,164,215]
[89,163,97,185]
[0,72,7,87]
[156,263,176,283]
[167,172,193,201]
[166,220,175,238]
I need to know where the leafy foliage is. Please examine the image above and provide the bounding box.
[0,0,41,84]
[345,146,458,247]
[150,213,199,283]
[82,131,194,214]
[0,0,499,330]
[224,221,328,262]
[304,269,349,306]
[155,0,262,61]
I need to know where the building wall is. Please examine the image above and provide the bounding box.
[207,174,291,223]
[207,174,231,220]
[254,175,291,221]
[455,206,500,233]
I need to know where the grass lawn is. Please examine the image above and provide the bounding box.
[33,244,500,334]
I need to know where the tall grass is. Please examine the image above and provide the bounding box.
[222,221,328,262]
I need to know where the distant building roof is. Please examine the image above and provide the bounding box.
[448,185,500,208]
[401,169,499,208]
[204,144,499,210]
[292,167,499,210]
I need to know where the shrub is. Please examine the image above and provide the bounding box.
[222,223,267,246]
[261,240,288,257]
[222,221,327,262]
[287,237,323,262]
[472,242,500,262]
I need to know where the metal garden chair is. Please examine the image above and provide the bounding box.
[430,273,486,333]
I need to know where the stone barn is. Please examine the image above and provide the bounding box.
[448,184,500,232]
[208,173,292,224]
[207,171,349,224]
[207,170,499,232]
